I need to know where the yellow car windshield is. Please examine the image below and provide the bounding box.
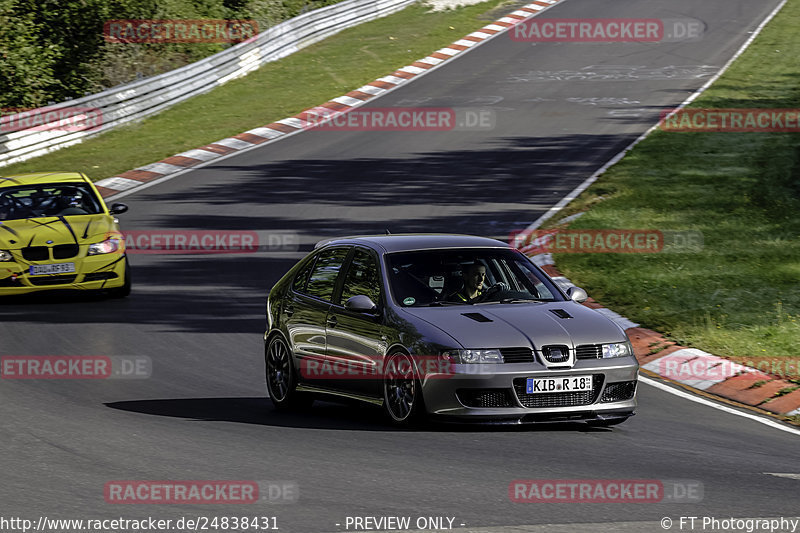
[0,183,103,220]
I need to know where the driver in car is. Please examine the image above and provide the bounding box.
[56,189,88,215]
[448,262,506,303]
[0,195,12,220]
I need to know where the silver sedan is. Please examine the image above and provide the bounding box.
[264,234,638,427]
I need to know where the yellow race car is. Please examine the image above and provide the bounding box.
[0,172,131,297]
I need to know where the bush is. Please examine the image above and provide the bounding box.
[0,0,344,108]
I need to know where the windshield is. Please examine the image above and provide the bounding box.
[0,183,103,220]
[386,248,563,307]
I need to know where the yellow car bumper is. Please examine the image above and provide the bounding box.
[0,253,127,295]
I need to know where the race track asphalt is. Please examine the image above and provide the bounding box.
[1,0,797,531]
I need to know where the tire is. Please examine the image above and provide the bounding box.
[265,335,312,410]
[107,259,131,299]
[382,352,425,427]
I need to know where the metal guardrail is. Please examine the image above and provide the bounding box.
[0,0,416,168]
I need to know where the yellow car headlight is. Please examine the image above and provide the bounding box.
[87,238,121,256]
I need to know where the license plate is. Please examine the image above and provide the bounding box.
[526,375,593,394]
[29,263,76,276]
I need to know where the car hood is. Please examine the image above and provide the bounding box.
[400,301,627,349]
[0,215,118,249]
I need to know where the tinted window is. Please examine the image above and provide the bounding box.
[292,258,315,293]
[386,248,561,306]
[340,248,381,306]
[305,248,349,302]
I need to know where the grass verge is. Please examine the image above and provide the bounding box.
[544,0,800,358]
[0,0,514,181]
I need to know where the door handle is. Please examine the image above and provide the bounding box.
[284,305,294,317]
[326,315,338,328]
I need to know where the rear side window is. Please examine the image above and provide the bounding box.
[339,248,381,306]
[292,258,315,292]
[304,248,349,302]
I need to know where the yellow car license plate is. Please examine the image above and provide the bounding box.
[29,263,76,276]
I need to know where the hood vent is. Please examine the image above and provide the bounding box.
[550,309,573,319]
[462,312,492,323]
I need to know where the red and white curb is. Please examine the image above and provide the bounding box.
[530,253,800,421]
[94,0,563,199]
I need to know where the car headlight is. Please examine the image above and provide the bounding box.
[0,250,13,261]
[87,238,120,255]
[602,342,633,358]
[442,349,504,364]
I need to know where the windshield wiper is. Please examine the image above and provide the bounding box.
[495,298,544,304]
[428,300,470,306]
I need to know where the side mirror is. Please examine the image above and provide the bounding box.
[109,203,128,215]
[344,294,378,313]
[566,286,588,303]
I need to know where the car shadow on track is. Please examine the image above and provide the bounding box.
[105,396,612,433]
[0,254,295,334]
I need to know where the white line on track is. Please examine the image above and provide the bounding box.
[640,376,800,437]
[513,0,794,432]
[765,473,800,480]
[517,0,789,232]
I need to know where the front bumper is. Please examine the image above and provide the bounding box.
[0,253,127,295]
[420,357,639,421]
[432,407,635,425]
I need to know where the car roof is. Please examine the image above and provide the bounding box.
[315,234,511,253]
[0,172,90,188]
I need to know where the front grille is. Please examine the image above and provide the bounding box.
[29,275,77,286]
[600,381,637,403]
[513,375,604,408]
[457,389,515,408]
[53,244,79,259]
[83,272,118,282]
[576,344,602,359]
[541,345,570,364]
[22,246,49,261]
[500,347,535,363]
